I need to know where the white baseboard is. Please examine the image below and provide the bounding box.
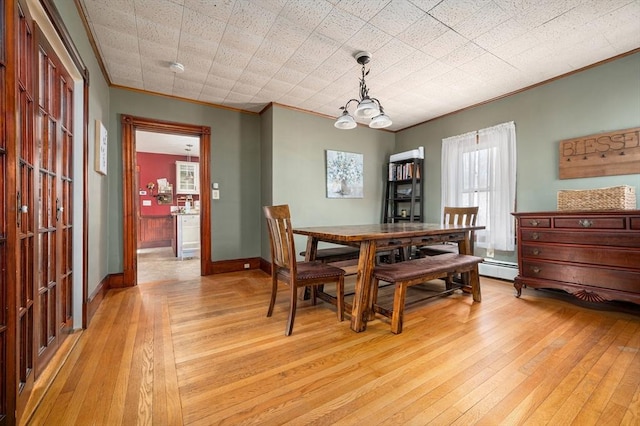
[479,259,519,281]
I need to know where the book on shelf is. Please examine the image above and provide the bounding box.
[388,161,421,181]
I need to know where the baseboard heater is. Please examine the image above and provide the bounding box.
[479,259,519,280]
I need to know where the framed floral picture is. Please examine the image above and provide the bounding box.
[326,150,363,198]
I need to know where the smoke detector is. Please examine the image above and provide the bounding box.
[169,62,185,73]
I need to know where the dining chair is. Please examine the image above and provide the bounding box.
[419,206,479,289]
[420,206,479,256]
[263,205,345,336]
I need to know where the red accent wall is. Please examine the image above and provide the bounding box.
[137,152,200,216]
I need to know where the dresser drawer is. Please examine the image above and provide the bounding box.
[520,230,640,248]
[553,217,626,229]
[518,217,551,228]
[521,243,640,269]
[521,260,640,293]
[631,217,640,230]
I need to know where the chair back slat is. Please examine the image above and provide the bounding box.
[443,206,479,253]
[263,205,296,271]
[443,206,478,226]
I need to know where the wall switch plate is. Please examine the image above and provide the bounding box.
[212,189,220,199]
[142,200,152,206]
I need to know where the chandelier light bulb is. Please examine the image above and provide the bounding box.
[334,110,357,129]
[369,112,392,129]
[355,98,380,118]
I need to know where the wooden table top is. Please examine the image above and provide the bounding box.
[293,222,485,243]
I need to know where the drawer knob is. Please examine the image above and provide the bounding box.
[578,219,593,228]
[529,220,540,226]
[532,248,540,255]
[531,267,541,274]
[532,232,539,240]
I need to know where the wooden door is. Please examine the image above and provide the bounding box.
[15,2,37,416]
[0,2,8,423]
[33,27,73,374]
[3,1,84,422]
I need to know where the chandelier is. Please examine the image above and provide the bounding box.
[334,51,392,130]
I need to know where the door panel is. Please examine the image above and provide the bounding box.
[16,3,36,415]
[58,63,73,336]
[33,26,73,373]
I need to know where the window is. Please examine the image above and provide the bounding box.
[441,121,516,252]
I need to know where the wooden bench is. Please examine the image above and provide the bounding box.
[371,253,483,334]
[300,246,400,265]
[299,246,360,263]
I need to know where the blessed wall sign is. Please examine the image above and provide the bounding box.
[559,127,640,179]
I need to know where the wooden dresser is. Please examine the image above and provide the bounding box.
[512,210,640,305]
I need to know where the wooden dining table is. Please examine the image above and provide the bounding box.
[294,222,485,332]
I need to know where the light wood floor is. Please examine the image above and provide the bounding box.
[25,271,640,425]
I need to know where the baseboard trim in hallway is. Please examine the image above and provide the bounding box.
[20,330,83,426]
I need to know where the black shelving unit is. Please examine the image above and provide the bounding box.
[383,158,424,223]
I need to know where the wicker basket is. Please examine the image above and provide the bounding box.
[557,185,636,211]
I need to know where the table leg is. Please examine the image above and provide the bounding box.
[304,237,318,261]
[457,237,470,255]
[457,236,472,287]
[350,240,377,332]
[301,237,319,300]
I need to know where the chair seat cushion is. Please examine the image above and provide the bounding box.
[373,253,483,282]
[279,261,345,281]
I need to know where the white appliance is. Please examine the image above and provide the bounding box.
[176,214,200,260]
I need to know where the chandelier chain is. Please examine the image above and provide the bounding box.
[359,64,370,100]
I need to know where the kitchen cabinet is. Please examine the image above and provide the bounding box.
[176,161,199,194]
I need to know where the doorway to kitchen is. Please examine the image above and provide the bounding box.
[121,116,211,286]
[136,130,201,283]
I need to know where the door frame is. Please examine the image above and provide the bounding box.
[121,115,211,285]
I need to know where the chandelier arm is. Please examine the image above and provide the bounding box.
[369,97,385,112]
[341,98,360,111]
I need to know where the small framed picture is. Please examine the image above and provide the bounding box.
[326,150,363,198]
[95,120,108,175]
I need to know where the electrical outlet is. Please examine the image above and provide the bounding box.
[486,248,494,258]
[244,263,250,269]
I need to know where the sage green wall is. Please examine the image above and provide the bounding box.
[55,0,111,298]
[264,105,396,257]
[396,52,640,262]
[107,89,262,271]
[260,107,274,258]
[53,0,640,279]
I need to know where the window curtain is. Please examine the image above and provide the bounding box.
[441,121,516,251]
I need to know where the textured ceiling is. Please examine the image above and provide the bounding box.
[78,0,640,131]
[136,130,200,155]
